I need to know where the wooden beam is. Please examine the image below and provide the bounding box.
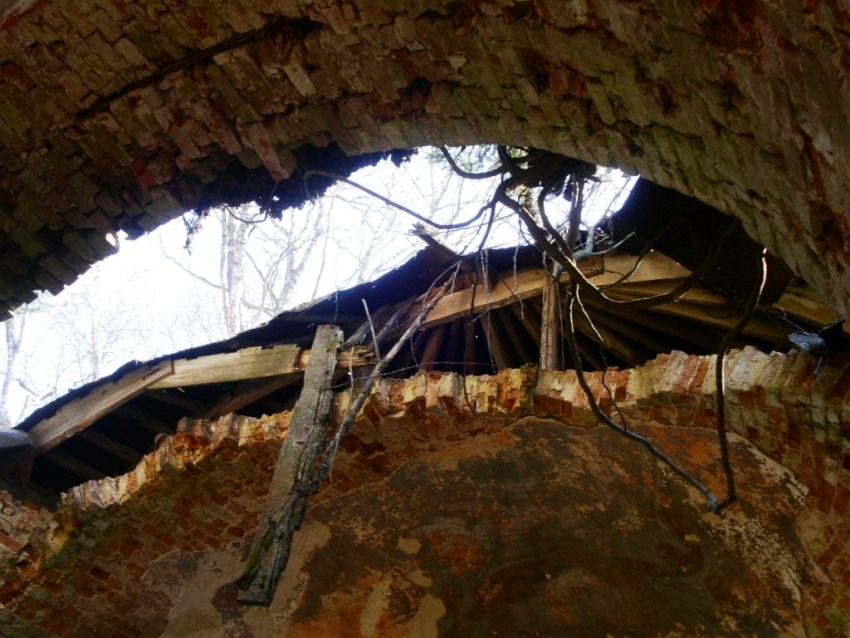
[540,275,561,369]
[583,296,724,351]
[775,286,850,333]
[509,301,542,347]
[76,429,140,464]
[570,312,652,367]
[589,308,676,354]
[481,311,510,370]
[41,449,107,482]
[28,362,174,454]
[198,373,303,420]
[608,281,728,306]
[494,308,536,364]
[140,391,205,415]
[416,252,691,330]
[633,299,789,343]
[419,324,447,370]
[239,325,342,606]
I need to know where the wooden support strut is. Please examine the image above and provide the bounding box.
[237,324,342,606]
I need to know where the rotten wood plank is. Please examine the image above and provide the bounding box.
[238,325,342,606]
[28,362,174,453]
[149,344,375,390]
[149,344,302,389]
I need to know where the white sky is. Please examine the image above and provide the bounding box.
[1,148,635,425]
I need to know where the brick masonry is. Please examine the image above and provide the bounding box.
[1,347,850,635]
[0,1,849,318]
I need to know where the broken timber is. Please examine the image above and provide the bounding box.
[238,324,342,606]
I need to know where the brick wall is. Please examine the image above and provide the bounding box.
[2,348,849,635]
[0,2,849,319]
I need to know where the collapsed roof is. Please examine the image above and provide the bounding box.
[2,180,843,500]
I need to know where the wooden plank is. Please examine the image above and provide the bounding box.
[29,362,174,454]
[150,345,375,390]
[149,344,302,389]
[421,267,548,329]
[588,252,690,288]
[238,325,342,606]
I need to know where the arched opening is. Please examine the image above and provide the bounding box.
[1,2,850,635]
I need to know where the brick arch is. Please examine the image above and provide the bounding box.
[0,1,849,316]
[2,350,849,634]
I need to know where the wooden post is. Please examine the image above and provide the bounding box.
[237,324,342,606]
[540,274,561,370]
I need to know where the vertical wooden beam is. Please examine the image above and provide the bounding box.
[238,325,342,606]
[540,275,562,369]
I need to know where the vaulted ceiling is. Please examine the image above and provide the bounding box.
[0,1,848,318]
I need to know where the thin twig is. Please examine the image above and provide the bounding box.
[361,299,381,360]
[317,266,462,482]
[303,169,489,230]
[503,182,739,310]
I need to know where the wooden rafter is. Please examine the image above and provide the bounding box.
[198,374,303,420]
[41,449,107,482]
[28,362,174,453]
[111,404,175,435]
[416,253,689,330]
[76,429,140,464]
